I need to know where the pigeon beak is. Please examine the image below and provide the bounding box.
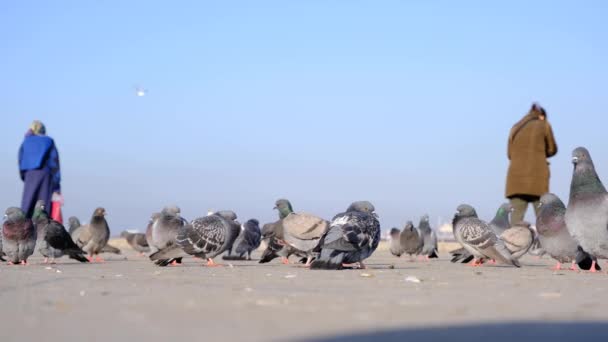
[572,156,579,164]
[537,202,543,209]
[273,206,277,210]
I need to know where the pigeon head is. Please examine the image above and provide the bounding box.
[216,210,238,221]
[496,203,513,216]
[346,201,375,214]
[572,147,592,167]
[161,206,181,217]
[420,214,429,223]
[538,193,562,209]
[389,227,400,238]
[537,193,566,235]
[92,207,106,218]
[404,221,415,231]
[274,199,293,219]
[570,147,606,197]
[68,216,81,227]
[245,218,260,227]
[34,200,46,212]
[455,204,478,218]
[4,207,25,222]
[32,203,48,221]
[261,222,277,238]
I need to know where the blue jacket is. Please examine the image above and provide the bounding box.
[18,134,61,192]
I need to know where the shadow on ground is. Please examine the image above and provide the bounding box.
[305,322,608,342]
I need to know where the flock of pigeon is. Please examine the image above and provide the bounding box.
[1,146,608,273]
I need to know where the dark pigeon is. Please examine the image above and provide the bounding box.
[400,221,424,259]
[310,201,381,270]
[2,207,36,265]
[223,219,261,260]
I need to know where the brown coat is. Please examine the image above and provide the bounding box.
[505,111,558,198]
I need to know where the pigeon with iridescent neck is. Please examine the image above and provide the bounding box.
[565,147,608,272]
[489,203,513,236]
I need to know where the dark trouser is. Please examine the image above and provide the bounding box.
[21,169,53,218]
[509,194,540,225]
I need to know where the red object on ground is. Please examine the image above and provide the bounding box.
[51,199,63,224]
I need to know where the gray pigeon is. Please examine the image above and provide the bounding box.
[400,221,424,259]
[213,210,240,256]
[148,206,187,266]
[489,203,513,236]
[310,201,381,270]
[500,221,534,259]
[150,212,241,267]
[67,216,81,235]
[258,220,307,264]
[0,231,4,261]
[565,147,608,272]
[388,227,403,257]
[269,199,328,266]
[32,201,88,263]
[73,207,110,262]
[418,215,438,259]
[452,204,519,267]
[121,231,150,255]
[2,207,37,265]
[100,244,121,255]
[537,193,600,271]
[224,219,262,260]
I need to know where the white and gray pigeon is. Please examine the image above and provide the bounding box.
[2,207,37,265]
[224,219,262,260]
[452,204,519,267]
[418,215,438,259]
[121,231,150,255]
[148,206,187,266]
[388,227,403,257]
[73,207,111,262]
[310,201,381,270]
[537,193,600,271]
[400,221,424,259]
[150,211,241,266]
[32,200,88,263]
[565,147,608,272]
[499,221,535,260]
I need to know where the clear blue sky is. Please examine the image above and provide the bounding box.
[1,1,607,234]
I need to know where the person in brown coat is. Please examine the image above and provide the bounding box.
[505,103,558,224]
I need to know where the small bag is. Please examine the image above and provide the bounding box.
[51,192,63,224]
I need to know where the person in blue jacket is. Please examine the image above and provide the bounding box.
[18,120,61,218]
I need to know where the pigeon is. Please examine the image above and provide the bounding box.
[32,201,88,263]
[565,147,608,272]
[499,221,535,259]
[2,207,36,265]
[213,210,240,256]
[450,202,515,264]
[73,207,110,262]
[258,221,307,264]
[148,206,187,266]
[100,244,121,255]
[489,203,513,236]
[68,216,81,235]
[310,201,381,270]
[121,231,150,255]
[537,192,600,271]
[452,204,519,267]
[270,199,328,266]
[224,219,262,260]
[400,221,424,259]
[388,227,403,257]
[150,211,241,266]
[0,232,4,261]
[418,215,438,259]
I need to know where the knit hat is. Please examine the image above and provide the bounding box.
[30,120,46,135]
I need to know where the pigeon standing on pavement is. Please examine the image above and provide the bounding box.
[73,207,110,262]
[418,215,438,259]
[388,227,403,257]
[565,147,608,272]
[258,220,307,264]
[452,204,519,267]
[400,221,424,259]
[148,206,187,266]
[150,211,241,266]
[32,200,88,263]
[537,193,600,271]
[310,201,380,270]
[225,219,262,260]
[2,207,36,265]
